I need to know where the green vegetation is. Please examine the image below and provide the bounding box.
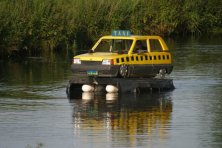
[0,0,221,59]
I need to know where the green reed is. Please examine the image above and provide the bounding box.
[0,0,221,59]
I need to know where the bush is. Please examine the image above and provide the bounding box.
[0,0,221,59]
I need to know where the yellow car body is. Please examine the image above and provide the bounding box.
[71,31,173,78]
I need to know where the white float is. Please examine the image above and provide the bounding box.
[105,85,118,93]
[82,84,94,92]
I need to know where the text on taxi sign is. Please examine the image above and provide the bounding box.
[111,30,131,36]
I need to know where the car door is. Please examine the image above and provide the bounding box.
[130,40,151,77]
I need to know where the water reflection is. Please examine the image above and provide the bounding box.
[0,59,72,99]
[70,92,172,147]
[106,93,118,101]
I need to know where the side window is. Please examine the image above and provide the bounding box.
[133,40,147,53]
[149,39,163,52]
[113,39,133,53]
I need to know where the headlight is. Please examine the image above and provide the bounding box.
[73,58,81,64]
[102,59,113,65]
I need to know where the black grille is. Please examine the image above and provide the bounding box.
[81,61,101,65]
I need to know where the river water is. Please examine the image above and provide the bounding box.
[0,35,222,148]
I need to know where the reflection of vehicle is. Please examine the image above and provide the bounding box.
[71,30,173,78]
[72,93,172,141]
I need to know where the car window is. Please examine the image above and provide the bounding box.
[133,40,147,53]
[94,39,133,53]
[149,39,163,52]
[114,39,133,53]
[94,40,110,52]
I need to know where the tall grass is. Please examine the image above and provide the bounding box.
[0,0,221,59]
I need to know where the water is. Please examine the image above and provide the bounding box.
[0,36,222,148]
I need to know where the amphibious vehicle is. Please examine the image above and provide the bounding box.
[71,30,173,78]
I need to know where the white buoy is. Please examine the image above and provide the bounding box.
[82,84,94,92]
[106,85,118,93]
[106,93,118,101]
[82,92,94,100]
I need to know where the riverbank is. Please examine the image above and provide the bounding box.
[0,0,221,60]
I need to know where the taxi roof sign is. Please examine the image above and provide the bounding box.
[112,30,131,36]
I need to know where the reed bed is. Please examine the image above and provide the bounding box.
[0,0,221,59]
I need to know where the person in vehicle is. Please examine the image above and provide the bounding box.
[134,40,147,53]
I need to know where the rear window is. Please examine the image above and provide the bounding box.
[149,39,163,52]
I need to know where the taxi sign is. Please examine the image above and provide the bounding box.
[112,30,131,36]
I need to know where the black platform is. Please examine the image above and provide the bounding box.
[66,77,174,99]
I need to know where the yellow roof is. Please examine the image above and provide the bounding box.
[91,35,169,52]
[101,35,163,40]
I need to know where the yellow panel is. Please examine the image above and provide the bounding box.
[113,52,172,65]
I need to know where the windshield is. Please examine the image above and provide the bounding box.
[94,39,133,53]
